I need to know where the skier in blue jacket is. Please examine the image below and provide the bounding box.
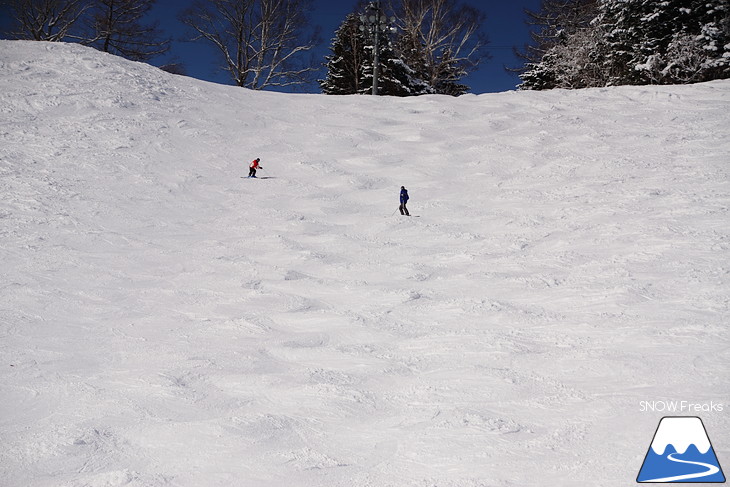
[399,186,410,216]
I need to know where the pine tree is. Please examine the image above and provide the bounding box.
[360,20,430,96]
[649,0,729,83]
[319,13,367,95]
[520,0,729,89]
[320,6,428,96]
[596,0,729,85]
[594,0,658,85]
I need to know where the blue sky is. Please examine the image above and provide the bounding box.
[149,0,541,94]
[0,0,542,94]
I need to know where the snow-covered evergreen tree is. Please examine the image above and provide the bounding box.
[521,0,729,89]
[648,0,729,83]
[595,0,729,85]
[319,13,367,95]
[320,7,428,96]
[360,21,430,96]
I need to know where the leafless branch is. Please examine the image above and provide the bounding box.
[179,0,317,89]
[5,0,90,41]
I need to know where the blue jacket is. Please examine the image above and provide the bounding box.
[400,188,409,204]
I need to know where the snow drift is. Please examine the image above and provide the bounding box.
[1,41,728,487]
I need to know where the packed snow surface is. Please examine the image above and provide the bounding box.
[1,41,728,486]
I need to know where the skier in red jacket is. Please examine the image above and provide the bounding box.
[248,158,262,178]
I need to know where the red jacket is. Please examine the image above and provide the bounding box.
[250,159,259,169]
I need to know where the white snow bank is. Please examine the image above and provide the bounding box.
[1,40,728,487]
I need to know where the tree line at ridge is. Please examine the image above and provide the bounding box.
[1,0,728,94]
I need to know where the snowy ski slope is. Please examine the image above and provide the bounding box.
[1,41,728,486]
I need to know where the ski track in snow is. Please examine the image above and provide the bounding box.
[1,41,729,487]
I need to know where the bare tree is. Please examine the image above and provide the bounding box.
[661,33,713,84]
[515,0,600,89]
[541,25,609,89]
[395,0,488,95]
[515,0,598,67]
[179,0,318,90]
[3,0,90,41]
[80,0,169,61]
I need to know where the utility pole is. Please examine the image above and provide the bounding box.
[372,1,380,96]
[359,1,396,95]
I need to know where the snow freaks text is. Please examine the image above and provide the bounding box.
[639,401,724,413]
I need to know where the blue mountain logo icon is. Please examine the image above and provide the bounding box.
[637,416,726,483]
